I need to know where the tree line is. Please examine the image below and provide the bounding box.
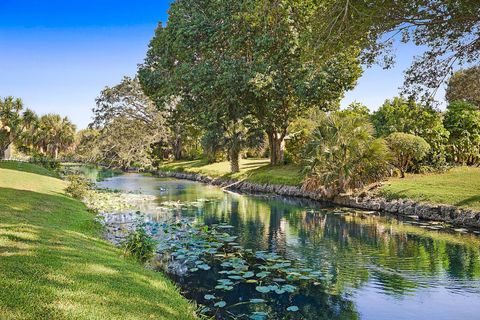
[0,96,76,161]
[4,0,479,198]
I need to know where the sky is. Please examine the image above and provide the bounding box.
[0,0,446,129]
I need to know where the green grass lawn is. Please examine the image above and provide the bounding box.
[160,158,303,186]
[379,166,480,211]
[0,162,196,320]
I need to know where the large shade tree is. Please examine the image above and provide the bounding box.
[306,0,480,98]
[248,1,361,165]
[140,0,361,169]
[140,0,259,172]
[87,77,169,168]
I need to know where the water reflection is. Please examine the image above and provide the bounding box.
[99,173,480,320]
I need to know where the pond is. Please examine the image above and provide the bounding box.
[96,172,480,320]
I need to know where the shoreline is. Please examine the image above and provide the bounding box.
[158,170,480,230]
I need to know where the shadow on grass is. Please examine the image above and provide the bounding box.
[0,188,194,320]
[455,195,480,208]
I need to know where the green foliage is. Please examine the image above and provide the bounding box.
[443,101,480,165]
[307,0,480,98]
[371,97,449,169]
[65,174,92,199]
[339,102,371,119]
[386,133,430,178]
[30,154,60,171]
[123,226,157,264]
[446,65,480,108]
[302,113,391,196]
[85,77,169,169]
[37,114,77,159]
[0,96,25,158]
[139,0,361,168]
[285,109,324,164]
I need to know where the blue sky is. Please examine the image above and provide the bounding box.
[0,0,445,129]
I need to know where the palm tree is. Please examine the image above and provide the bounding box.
[302,113,391,197]
[0,96,24,159]
[38,114,76,159]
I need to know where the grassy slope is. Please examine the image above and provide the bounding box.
[379,166,480,211]
[160,158,303,186]
[0,162,195,320]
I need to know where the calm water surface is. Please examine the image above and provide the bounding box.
[98,173,480,320]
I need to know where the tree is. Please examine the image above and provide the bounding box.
[0,96,24,158]
[339,102,371,119]
[140,0,258,173]
[38,114,76,159]
[302,113,391,197]
[94,118,160,169]
[443,101,480,165]
[371,97,449,168]
[87,77,169,168]
[140,0,361,169]
[446,66,480,108]
[306,0,480,98]
[247,1,361,165]
[386,132,430,178]
[75,129,101,164]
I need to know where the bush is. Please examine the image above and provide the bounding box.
[302,113,391,197]
[65,174,92,199]
[386,132,430,178]
[30,154,60,171]
[443,101,480,165]
[123,226,156,264]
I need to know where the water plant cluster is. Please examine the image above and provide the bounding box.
[84,189,157,213]
[152,218,327,319]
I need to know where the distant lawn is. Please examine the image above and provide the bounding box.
[0,162,195,320]
[160,158,303,186]
[0,160,58,177]
[379,166,480,211]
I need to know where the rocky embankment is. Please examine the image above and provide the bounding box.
[158,171,480,229]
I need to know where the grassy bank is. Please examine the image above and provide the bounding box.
[161,159,480,211]
[160,158,303,186]
[0,162,195,320]
[379,166,480,211]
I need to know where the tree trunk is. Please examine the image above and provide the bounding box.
[267,130,286,165]
[230,147,240,173]
[54,147,59,160]
[173,135,182,160]
[0,147,5,160]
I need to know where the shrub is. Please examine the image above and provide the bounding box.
[386,132,430,178]
[443,101,480,165]
[123,226,156,264]
[302,113,391,197]
[30,154,60,171]
[371,97,449,169]
[65,174,92,199]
